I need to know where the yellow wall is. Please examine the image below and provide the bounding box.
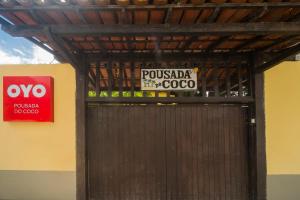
[0,62,299,175]
[265,61,300,175]
[0,64,75,171]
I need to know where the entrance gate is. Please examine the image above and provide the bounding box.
[87,104,249,200]
[4,2,299,199]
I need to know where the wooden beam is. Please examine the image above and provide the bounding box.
[4,22,300,36]
[0,16,64,61]
[164,7,172,24]
[207,7,221,23]
[85,96,254,104]
[255,43,300,73]
[76,9,88,24]
[0,2,299,12]
[44,28,83,71]
[29,10,46,24]
[254,72,267,200]
[86,52,249,63]
[0,16,11,26]
[76,69,87,200]
[26,37,64,62]
[242,6,268,22]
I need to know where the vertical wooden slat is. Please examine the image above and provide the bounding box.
[203,105,209,200]
[130,62,135,97]
[226,67,231,97]
[96,62,100,97]
[149,105,156,200]
[99,106,105,200]
[154,105,160,200]
[141,63,147,97]
[241,107,249,200]
[218,105,225,200]
[234,106,242,200]
[238,65,243,97]
[107,62,113,97]
[191,105,198,199]
[208,105,214,200]
[214,66,219,96]
[247,63,253,97]
[201,66,207,97]
[86,106,93,199]
[230,106,237,200]
[119,62,124,97]
[117,106,124,200]
[223,105,231,200]
[196,105,202,200]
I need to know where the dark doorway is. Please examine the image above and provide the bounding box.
[86,104,249,200]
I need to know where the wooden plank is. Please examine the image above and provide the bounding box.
[5,22,300,36]
[223,105,231,200]
[86,105,169,199]
[107,62,113,97]
[86,97,254,104]
[165,106,176,200]
[226,66,231,97]
[201,66,207,97]
[44,29,83,71]
[207,7,221,23]
[254,72,267,200]
[130,63,135,97]
[255,43,300,73]
[214,66,219,97]
[76,70,87,200]
[95,63,100,97]
[118,63,124,97]
[238,65,243,97]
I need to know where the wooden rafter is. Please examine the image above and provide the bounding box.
[206,36,230,52]
[257,35,298,52]
[255,43,300,73]
[45,28,83,71]
[231,36,265,52]
[242,6,268,22]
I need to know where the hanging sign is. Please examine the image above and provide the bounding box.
[3,76,54,122]
[141,68,198,91]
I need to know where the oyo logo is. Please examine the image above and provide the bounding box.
[7,84,47,98]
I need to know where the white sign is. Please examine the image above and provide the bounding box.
[141,68,198,91]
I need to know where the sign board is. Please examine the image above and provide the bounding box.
[141,68,198,91]
[3,76,54,122]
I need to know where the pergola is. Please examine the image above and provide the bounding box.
[1,1,300,200]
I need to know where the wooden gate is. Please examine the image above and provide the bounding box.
[87,104,249,200]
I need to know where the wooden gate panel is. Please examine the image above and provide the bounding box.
[87,104,248,200]
[164,105,249,200]
[87,105,167,200]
